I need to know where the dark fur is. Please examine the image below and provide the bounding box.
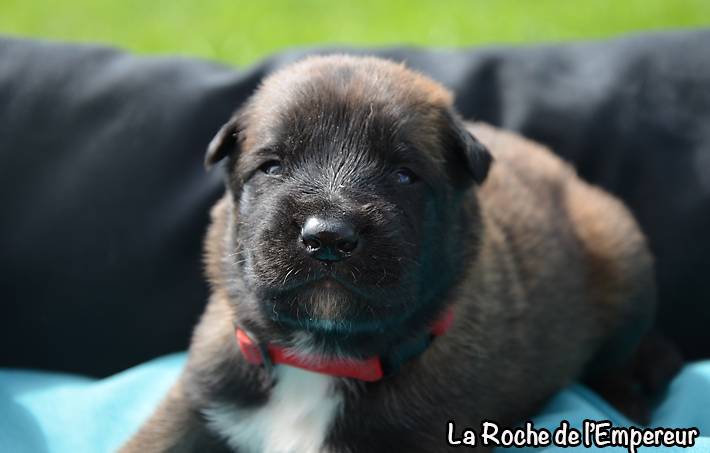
[122,56,660,453]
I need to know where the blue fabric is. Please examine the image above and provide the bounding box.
[0,355,707,453]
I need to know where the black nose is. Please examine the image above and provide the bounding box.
[300,217,359,262]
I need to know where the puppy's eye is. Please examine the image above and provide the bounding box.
[260,160,283,176]
[394,168,418,185]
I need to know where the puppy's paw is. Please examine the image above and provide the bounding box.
[586,331,683,425]
[633,332,684,395]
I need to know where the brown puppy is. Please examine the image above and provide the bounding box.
[122,56,656,453]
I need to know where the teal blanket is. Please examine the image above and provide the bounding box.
[1,354,708,452]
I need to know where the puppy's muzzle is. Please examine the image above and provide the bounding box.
[300,216,359,262]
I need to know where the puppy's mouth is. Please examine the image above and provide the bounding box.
[311,278,341,290]
[258,274,442,359]
[303,274,373,299]
[261,275,403,336]
[261,263,375,300]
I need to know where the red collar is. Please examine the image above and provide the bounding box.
[236,307,454,382]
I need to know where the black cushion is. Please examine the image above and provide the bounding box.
[1,30,708,377]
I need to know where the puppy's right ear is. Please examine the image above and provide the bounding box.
[205,116,240,170]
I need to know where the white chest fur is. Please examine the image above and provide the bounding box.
[204,366,343,453]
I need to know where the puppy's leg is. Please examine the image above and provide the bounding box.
[119,379,230,453]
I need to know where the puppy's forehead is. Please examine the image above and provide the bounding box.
[240,56,454,155]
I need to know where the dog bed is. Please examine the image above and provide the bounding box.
[1,354,708,452]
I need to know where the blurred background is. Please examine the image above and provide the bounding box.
[2,0,710,380]
[2,0,709,66]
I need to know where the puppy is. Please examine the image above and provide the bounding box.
[122,55,657,453]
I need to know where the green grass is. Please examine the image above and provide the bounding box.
[1,0,709,67]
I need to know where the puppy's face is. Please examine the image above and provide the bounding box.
[207,56,491,357]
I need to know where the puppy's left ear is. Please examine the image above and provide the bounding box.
[445,112,492,185]
[459,127,492,185]
[205,116,240,170]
